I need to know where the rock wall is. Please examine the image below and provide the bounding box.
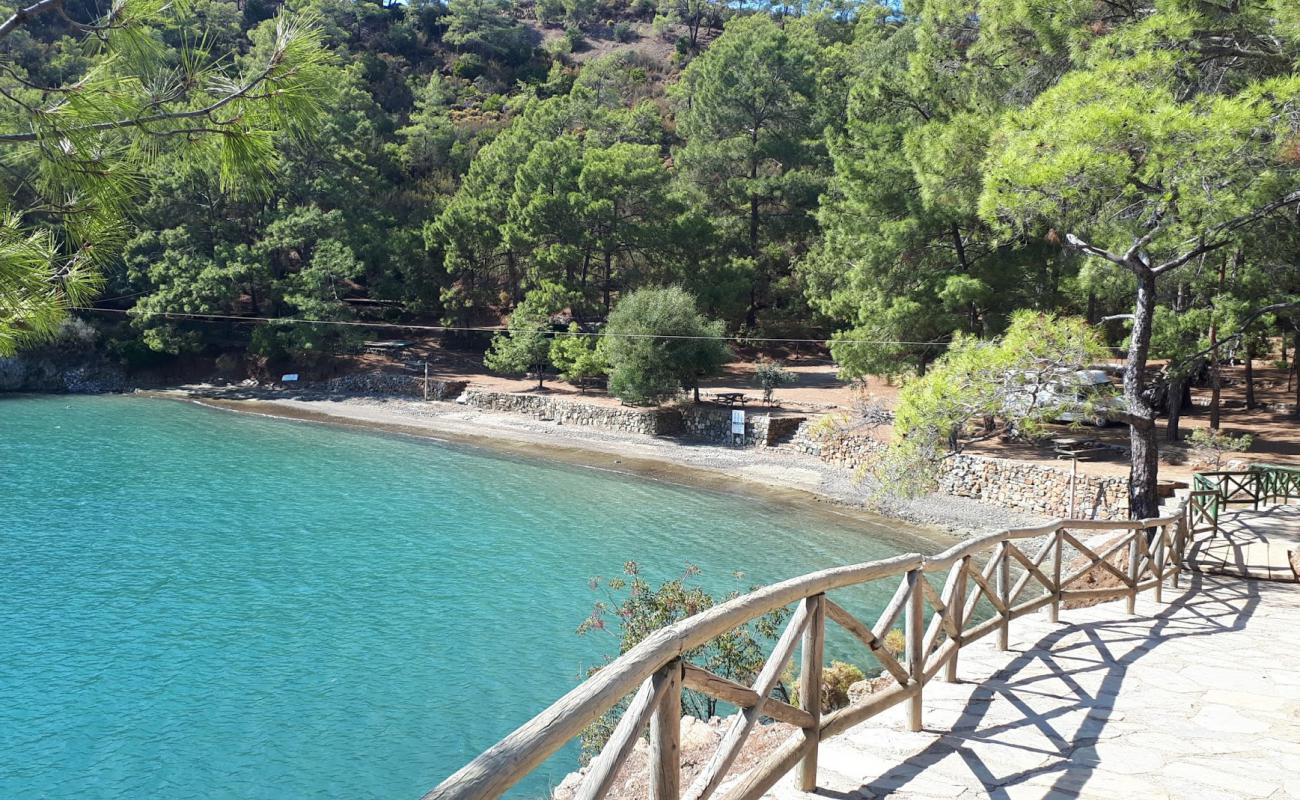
[678,407,805,447]
[461,390,683,436]
[937,454,1129,520]
[790,420,1130,520]
[321,371,466,400]
[0,352,127,393]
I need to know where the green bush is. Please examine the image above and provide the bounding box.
[535,0,564,24]
[549,324,608,384]
[601,286,730,405]
[450,53,486,78]
[753,358,796,404]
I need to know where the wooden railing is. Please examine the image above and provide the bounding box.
[1191,465,1300,534]
[423,501,1197,800]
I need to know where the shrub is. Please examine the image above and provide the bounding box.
[535,0,564,24]
[753,358,796,404]
[549,324,608,384]
[882,628,905,657]
[1186,427,1254,469]
[793,660,866,713]
[563,25,585,50]
[612,21,635,42]
[576,562,790,761]
[450,53,485,78]
[601,286,729,405]
[562,0,596,26]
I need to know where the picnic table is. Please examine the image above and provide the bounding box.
[1052,436,1111,460]
[362,339,412,355]
[714,392,750,407]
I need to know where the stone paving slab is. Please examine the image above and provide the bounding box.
[1186,506,1300,581]
[765,574,1300,800]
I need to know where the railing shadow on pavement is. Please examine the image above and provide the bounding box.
[835,572,1262,799]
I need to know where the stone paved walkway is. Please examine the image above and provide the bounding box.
[766,574,1300,800]
[1187,506,1300,581]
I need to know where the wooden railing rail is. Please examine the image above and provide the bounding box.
[425,469,1300,800]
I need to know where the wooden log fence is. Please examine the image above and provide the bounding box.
[424,468,1300,800]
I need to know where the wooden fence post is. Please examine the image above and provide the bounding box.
[905,569,924,732]
[944,557,968,683]
[1049,528,1063,624]
[1125,532,1139,615]
[996,541,1010,651]
[1153,523,1167,605]
[649,660,682,800]
[797,595,825,791]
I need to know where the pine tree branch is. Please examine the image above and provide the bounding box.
[0,0,65,40]
[0,64,282,143]
[1176,300,1300,366]
[1153,189,1300,275]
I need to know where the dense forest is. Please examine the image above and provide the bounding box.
[4,0,1300,512]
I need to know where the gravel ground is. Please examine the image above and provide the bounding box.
[171,388,1050,539]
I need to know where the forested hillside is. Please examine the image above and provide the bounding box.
[4,0,1300,510]
[6,0,1299,362]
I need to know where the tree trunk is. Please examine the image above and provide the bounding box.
[1209,349,1222,429]
[1166,372,1187,442]
[746,193,760,328]
[1244,341,1255,409]
[1295,330,1300,417]
[602,251,612,314]
[1125,271,1161,519]
[1208,255,1229,430]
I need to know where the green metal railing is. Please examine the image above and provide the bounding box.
[1189,464,1300,536]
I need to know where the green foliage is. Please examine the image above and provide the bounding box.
[875,313,1111,499]
[1186,428,1254,470]
[577,561,791,758]
[484,287,569,386]
[443,0,530,62]
[674,14,826,328]
[549,324,608,383]
[752,358,795,404]
[601,287,729,405]
[536,0,565,25]
[0,1,331,355]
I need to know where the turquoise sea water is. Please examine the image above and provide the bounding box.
[1,395,940,800]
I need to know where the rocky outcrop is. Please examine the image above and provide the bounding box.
[0,338,127,394]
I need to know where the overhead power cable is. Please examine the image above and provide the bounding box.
[68,306,947,347]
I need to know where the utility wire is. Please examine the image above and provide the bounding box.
[68,306,947,347]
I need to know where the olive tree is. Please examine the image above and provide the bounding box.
[601,286,729,405]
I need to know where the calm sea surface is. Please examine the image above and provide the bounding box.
[1,395,942,799]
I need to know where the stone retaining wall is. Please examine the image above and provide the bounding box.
[678,407,806,447]
[321,371,466,400]
[461,390,683,436]
[789,421,1129,520]
[937,453,1129,520]
[455,391,1131,520]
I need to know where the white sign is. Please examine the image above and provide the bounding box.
[281,373,299,382]
[730,409,745,435]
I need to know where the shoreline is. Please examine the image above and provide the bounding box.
[144,387,1050,539]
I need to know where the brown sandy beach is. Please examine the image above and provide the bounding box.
[152,388,1049,539]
